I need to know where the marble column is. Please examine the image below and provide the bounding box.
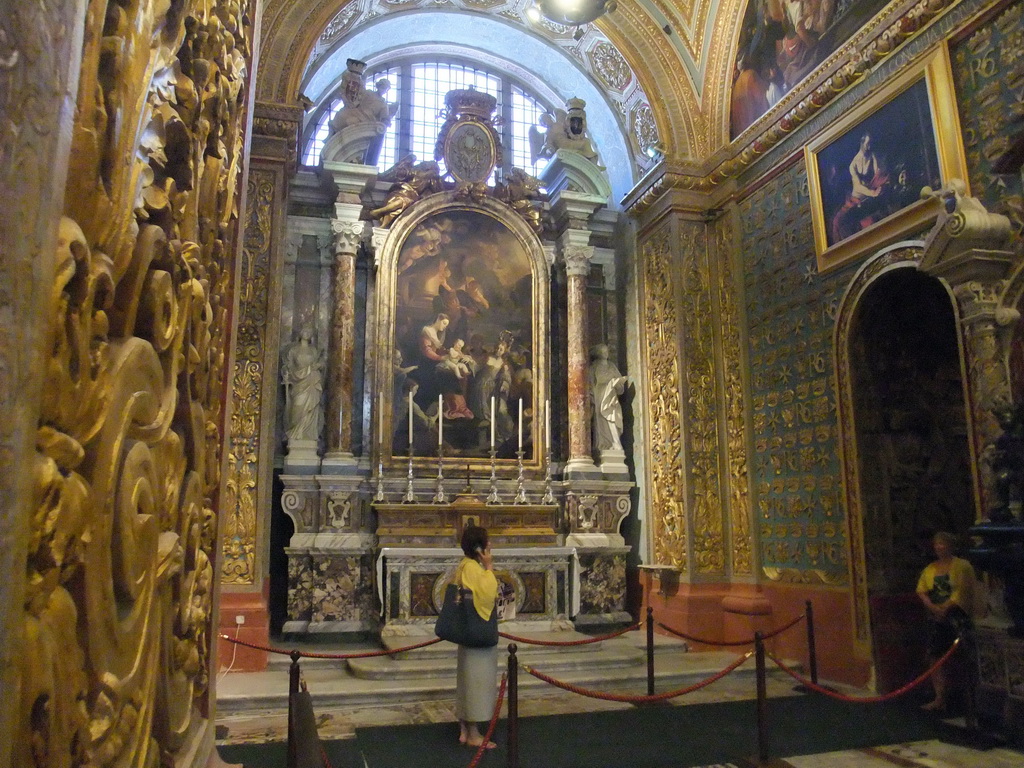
[320,162,378,470]
[562,235,599,475]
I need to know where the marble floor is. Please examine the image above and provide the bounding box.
[215,665,1021,767]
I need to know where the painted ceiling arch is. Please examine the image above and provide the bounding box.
[256,0,757,165]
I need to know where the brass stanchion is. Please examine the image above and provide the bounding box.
[287,649,302,768]
[806,600,818,686]
[646,606,655,696]
[755,631,768,765]
[507,643,519,768]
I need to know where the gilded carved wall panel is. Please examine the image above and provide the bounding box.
[739,162,851,585]
[222,169,276,585]
[15,1,253,765]
[640,225,688,571]
[678,220,725,574]
[714,216,753,576]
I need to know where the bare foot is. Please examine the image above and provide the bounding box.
[467,740,497,750]
[921,700,945,712]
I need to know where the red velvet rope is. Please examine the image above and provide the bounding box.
[657,612,805,647]
[218,632,443,659]
[520,651,753,703]
[767,637,961,703]
[466,672,508,768]
[499,623,640,647]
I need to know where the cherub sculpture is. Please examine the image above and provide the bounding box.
[496,168,544,233]
[528,97,601,166]
[367,158,445,227]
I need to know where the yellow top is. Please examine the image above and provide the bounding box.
[916,556,976,615]
[455,556,497,622]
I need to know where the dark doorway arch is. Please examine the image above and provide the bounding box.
[848,267,974,692]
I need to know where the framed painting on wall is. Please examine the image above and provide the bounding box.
[376,195,548,466]
[806,45,970,273]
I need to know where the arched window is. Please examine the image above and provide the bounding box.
[302,59,551,180]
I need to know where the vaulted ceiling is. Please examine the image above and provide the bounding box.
[256,0,749,163]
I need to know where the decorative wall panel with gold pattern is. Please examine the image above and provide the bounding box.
[738,163,853,584]
[714,216,753,576]
[16,1,253,765]
[640,225,687,571]
[222,168,276,585]
[678,220,725,574]
[951,1,1024,239]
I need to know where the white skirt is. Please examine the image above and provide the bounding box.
[455,644,498,722]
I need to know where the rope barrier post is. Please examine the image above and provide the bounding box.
[754,632,768,765]
[805,599,818,686]
[507,643,519,768]
[287,649,301,768]
[646,606,655,696]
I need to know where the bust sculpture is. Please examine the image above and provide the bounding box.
[282,324,325,443]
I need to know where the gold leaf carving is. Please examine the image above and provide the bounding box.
[642,226,687,571]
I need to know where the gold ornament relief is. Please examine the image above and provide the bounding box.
[642,227,687,571]
[679,222,725,574]
[18,1,253,765]
[714,218,752,575]
[223,170,276,585]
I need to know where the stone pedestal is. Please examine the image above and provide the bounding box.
[598,447,629,476]
[284,439,321,473]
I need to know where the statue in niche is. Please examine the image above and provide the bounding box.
[367,157,445,227]
[589,344,628,453]
[529,97,601,166]
[282,323,325,443]
[329,59,397,134]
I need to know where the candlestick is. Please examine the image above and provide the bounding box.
[487,446,500,504]
[432,443,447,504]
[541,448,555,505]
[438,395,443,445]
[403,450,416,503]
[375,456,386,502]
[513,448,528,504]
[490,396,495,449]
[517,398,523,449]
[378,394,384,445]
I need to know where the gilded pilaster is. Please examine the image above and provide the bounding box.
[640,225,688,572]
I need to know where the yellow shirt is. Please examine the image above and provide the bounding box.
[455,557,497,621]
[916,557,976,615]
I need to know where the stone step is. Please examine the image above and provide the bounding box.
[219,647,784,716]
[347,643,645,681]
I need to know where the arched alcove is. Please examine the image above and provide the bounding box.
[845,265,974,692]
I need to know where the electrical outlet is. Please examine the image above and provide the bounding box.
[235,614,245,625]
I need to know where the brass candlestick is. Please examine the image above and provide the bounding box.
[513,449,528,504]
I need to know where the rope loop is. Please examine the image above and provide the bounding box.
[767,637,961,704]
[499,623,640,647]
[658,612,805,647]
[520,651,752,703]
[218,632,443,659]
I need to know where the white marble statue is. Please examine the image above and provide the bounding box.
[283,324,325,443]
[589,344,627,453]
[529,97,601,165]
[329,59,397,134]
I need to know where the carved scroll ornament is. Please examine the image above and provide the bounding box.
[17,1,253,766]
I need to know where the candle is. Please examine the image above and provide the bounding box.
[378,394,384,445]
[518,398,523,449]
[339,404,343,437]
[545,398,550,454]
[490,396,496,449]
[438,395,443,445]
[408,390,413,445]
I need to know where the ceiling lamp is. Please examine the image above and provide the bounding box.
[531,0,616,26]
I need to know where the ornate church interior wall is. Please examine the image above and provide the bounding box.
[634,0,1024,688]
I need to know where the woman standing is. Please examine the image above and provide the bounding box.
[454,526,498,749]
[916,531,977,712]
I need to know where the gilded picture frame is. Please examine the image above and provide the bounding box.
[374,192,549,468]
[806,45,969,273]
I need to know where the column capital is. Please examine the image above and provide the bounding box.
[371,226,390,268]
[562,243,595,277]
[331,219,367,256]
